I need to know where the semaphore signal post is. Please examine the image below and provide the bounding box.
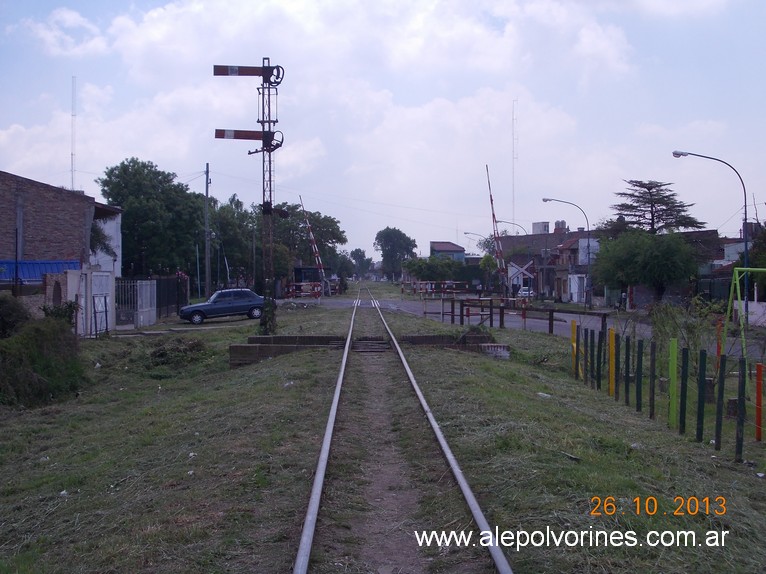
[214,58,284,332]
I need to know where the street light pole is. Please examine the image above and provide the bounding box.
[673,150,749,324]
[496,220,528,235]
[542,197,590,308]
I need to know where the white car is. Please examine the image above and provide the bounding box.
[518,286,535,298]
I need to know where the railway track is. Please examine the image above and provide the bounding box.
[292,290,514,573]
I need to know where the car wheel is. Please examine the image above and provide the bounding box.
[190,311,205,325]
[248,306,263,319]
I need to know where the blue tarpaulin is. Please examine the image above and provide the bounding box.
[0,260,80,283]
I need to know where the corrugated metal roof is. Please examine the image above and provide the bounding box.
[0,260,80,282]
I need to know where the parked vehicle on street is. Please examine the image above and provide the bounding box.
[179,288,265,325]
[518,286,535,298]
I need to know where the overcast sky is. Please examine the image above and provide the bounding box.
[2,0,764,261]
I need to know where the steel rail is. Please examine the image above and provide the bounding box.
[294,290,513,573]
[292,295,360,574]
[370,290,514,574]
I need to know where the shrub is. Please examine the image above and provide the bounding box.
[0,293,31,339]
[0,317,85,406]
[41,300,80,326]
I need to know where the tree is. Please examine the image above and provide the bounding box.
[609,180,705,234]
[593,230,696,301]
[403,256,460,281]
[479,254,497,293]
[89,220,117,258]
[97,158,204,276]
[350,248,372,277]
[373,227,417,281]
[210,194,256,287]
[268,201,347,269]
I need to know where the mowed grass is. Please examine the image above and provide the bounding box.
[1,282,765,573]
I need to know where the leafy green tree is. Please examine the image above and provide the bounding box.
[403,256,461,281]
[373,227,417,281]
[479,254,498,293]
[90,220,117,258]
[608,180,705,234]
[97,158,204,276]
[350,248,372,277]
[208,194,257,287]
[593,230,696,301]
[269,201,347,268]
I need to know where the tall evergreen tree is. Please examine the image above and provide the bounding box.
[610,180,705,234]
[594,179,707,302]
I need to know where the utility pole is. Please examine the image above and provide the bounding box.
[204,162,211,298]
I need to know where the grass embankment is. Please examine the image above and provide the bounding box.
[1,282,764,573]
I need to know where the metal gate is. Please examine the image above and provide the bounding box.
[116,279,156,328]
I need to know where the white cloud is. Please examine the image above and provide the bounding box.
[23,8,108,57]
[636,119,728,141]
[2,0,765,256]
[630,0,729,18]
[574,21,632,75]
[280,137,327,181]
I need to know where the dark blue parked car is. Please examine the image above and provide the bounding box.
[179,288,265,325]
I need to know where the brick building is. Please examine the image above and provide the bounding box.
[0,171,96,263]
[0,171,120,334]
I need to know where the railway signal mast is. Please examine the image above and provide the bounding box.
[214,58,284,332]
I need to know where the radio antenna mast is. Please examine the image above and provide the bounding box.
[71,76,76,191]
[486,165,507,293]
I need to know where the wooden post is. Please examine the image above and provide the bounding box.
[714,355,726,451]
[635,340,644,412]
[757,363,763,442]
[571,320,577,379]
[614,335,621,402]
[679,347,689,435]
[548,310,554,334]
[590,328,596,390]
[608,329,615,396]
[669,338,678,429]
[624,335,631,406]
[582,328,590,385]
[596,329,604,391]
[575,324,581,381]
[735,357,746,463]
[460,300,464,325]
[696,349,707,442]
[649,341,656,420]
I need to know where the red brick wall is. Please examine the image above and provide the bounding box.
[0,171,94,262]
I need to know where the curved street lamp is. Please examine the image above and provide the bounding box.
[496,220,528,235]
[672,150,749,324]
[463,231,490,252]
[542,197,591,308]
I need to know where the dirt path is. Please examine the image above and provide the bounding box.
[311,343,432,573]
[351,350,430,573]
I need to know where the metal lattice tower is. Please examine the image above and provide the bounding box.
[214,58,284,330]
[253,57,284,310]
